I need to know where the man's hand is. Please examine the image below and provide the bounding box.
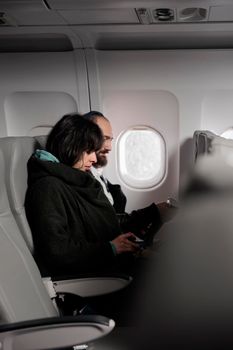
[111,232,140,254]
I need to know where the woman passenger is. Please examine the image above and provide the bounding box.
[25,113,139,278]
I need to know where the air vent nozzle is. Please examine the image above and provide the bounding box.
[0,12,7,25]
[178,8,207,22]
[0,12,16,26]
[153,8,175,22]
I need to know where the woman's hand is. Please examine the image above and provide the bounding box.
[111,232,140,254]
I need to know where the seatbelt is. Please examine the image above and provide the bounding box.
[42,277,59,312]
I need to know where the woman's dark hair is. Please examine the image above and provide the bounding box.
[46,113,103,166]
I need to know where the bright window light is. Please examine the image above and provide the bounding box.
[117,126,166,189]
[221,127,233,140]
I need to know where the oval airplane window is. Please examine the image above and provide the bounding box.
[117,126,166,189]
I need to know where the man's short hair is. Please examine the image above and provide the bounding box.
[83,111,108,122]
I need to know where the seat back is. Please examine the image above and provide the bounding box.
[132,156,233,349]
[0,136,46,252]
[193,130,217,161]
[0,149,57,323]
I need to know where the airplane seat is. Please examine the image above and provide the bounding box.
[193,130,217,161]
[193,129,233,162]
[34,134,47,150]
[184,135,233,199]
[0,151,114,343]
[0,222,58,322]
[0,148,58,323]
[0,136,132,302]
[210,134,233,157]
[193,131,233,185]
[0,136,41,252]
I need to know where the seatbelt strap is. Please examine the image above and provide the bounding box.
[42,277,59,311]
[42,277,57,299]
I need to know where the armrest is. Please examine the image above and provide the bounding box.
[52,273,133,297]
[0,315,115,350]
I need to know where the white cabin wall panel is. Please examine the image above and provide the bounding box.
[0,50,89,136]
[177,92,203,186]
[5,92,77,136]
[0,104,7,136]
[90,49,233,209]
[202,91,233,135]
[58,9,139,24]
[103,90,179,210]
[85,49,102,111]
[74,50,90,114]
[95,50,214,143]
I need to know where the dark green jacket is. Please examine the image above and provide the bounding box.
[25,156,122,277]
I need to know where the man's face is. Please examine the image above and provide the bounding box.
[94,117,113,168]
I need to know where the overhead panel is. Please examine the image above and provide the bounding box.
[0,0,65,26]
[47,0,175,10]
[0,34,73,52]
[4,10,66,26]
[209,6,233,21]
[0,0,47,11]
[1,0,233,51]
[58,9,139,25]
[45,0,233,11]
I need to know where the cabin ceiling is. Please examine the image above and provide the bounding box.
[1,0,233,51]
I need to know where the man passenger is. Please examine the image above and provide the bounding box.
[83,111,175,244]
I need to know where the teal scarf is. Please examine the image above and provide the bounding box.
[35,149,59,163]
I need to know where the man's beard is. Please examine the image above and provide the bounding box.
[94,152,108,168]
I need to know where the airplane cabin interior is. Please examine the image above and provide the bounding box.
[1,0,233,349]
